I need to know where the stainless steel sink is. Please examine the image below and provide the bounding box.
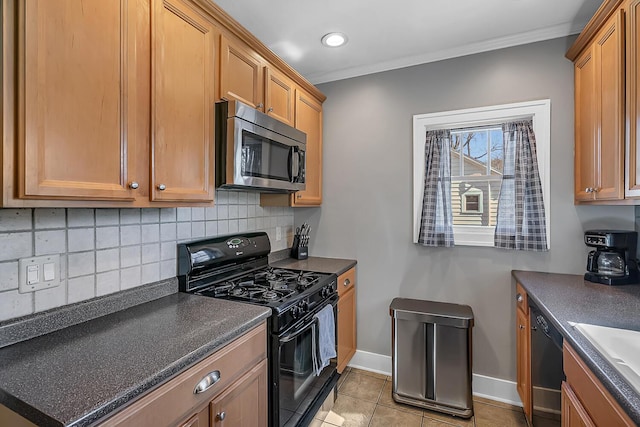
[571,322,640,394]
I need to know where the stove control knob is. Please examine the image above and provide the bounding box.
[299,300,308,313]
[290,306,299,319]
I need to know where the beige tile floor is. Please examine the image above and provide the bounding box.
[311,367,529,427]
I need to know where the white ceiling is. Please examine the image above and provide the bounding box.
[214,0,603,84]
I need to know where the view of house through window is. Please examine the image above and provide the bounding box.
[451,127,503,226]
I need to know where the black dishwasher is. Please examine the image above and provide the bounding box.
[529,299,564,426]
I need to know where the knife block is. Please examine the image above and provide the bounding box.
[290,236,308,260]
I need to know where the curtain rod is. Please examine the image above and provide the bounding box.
[424,114,534,132]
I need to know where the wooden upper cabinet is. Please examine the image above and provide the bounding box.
[151,0,216,202]
[594,9,625,200]
[220,35,264,110]
[574,46,597,202]
[18,0,138,201]
[626,0,640,196]
[571,6,625,203]
[265,67,295,126]
[293,89,323,206]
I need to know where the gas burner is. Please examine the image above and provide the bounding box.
[269,280,289,290]
[262,290,279,300]
[230,287,247,296]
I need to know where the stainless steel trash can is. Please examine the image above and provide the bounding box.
[389,298,474,418]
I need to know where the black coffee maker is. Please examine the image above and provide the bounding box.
[584,230,639,285]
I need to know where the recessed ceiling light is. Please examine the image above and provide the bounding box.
[321,32,348,48]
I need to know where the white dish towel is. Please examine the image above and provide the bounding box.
[312,304,336,376]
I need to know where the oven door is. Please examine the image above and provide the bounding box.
[276,302,337,427]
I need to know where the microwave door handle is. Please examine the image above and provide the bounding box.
[288,146,299,182]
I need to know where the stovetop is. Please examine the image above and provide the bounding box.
[194,267,333,308]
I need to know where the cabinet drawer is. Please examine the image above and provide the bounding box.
[515,283,528,315]
[338,268,356,297]
[563,343,634,427]
[100,323,267,427]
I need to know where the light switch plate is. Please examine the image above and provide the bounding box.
[19,254,60,293]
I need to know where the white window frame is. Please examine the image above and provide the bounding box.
[461,189,483,214]
[412,99,551,248]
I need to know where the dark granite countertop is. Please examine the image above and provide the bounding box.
[512,270,640,425]
[271,256,357,276]
[0,293,271,427]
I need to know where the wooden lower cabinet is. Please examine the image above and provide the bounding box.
[336,267,356,374]
[100,323,267,427]
[563,343,635,427]
[562,381,596,427]
[209,359,267,427]
[515,283,532,425]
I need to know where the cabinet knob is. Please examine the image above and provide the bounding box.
[344,278,350,287]
[297,193,302,198]
[585,187,594,193]
[257,102,264,109]
[268,107,274,112]
[593,187,600,193]
[516,293,523,303]
[157,184,166,191]
[129,182,139,190]
[519,324,525,329]
[216,411,226,421]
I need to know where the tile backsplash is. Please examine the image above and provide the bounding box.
[0,190,293,322]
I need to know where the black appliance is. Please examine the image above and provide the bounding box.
[215,100,307,192]
[178,232,338,427]
[584,230,639,285]
[529,299,563,426]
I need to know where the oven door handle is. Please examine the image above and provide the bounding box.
[280,316,316,343]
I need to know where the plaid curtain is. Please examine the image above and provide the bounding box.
[418,130,454,247]
[494,120,548,251]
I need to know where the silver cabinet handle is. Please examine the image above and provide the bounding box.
[519,324,525,329]
[516,293,523,303]
[268,107,274,112]
[585,187,591,193]
[193,370,220,394]
[216,412,226,421]
[344,278,350,287]
[256,102,264,109]
[157,184,166,191]
[129,182,139,189]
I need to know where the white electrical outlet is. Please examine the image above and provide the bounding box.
[276,226,282,241]
[18,254,61,293]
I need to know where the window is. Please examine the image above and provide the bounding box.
[412,99,551,247]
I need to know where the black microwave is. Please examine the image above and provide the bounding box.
[215,100,306,192]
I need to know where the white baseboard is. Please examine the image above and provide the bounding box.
[347,350,523,407]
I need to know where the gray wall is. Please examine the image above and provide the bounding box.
[295,37,635,381]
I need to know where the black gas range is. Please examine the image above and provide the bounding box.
[178,232,338,427]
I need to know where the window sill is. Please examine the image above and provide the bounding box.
[453,225,494,247]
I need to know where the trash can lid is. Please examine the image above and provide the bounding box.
[389,298,474,328]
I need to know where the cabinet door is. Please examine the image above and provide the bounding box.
[178,409,209,427]
[151,0,216,202]
[18,0,138,200]
[594,10,624,200]
[627,0,640,197]
[293,89,323,206]
[210,359,267,427]
[516,307,532,425]
[574,45,597,202]
[264,67,295,126]
[562,382,596,427]
[220,35,264,110]
[337,285,356,374]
